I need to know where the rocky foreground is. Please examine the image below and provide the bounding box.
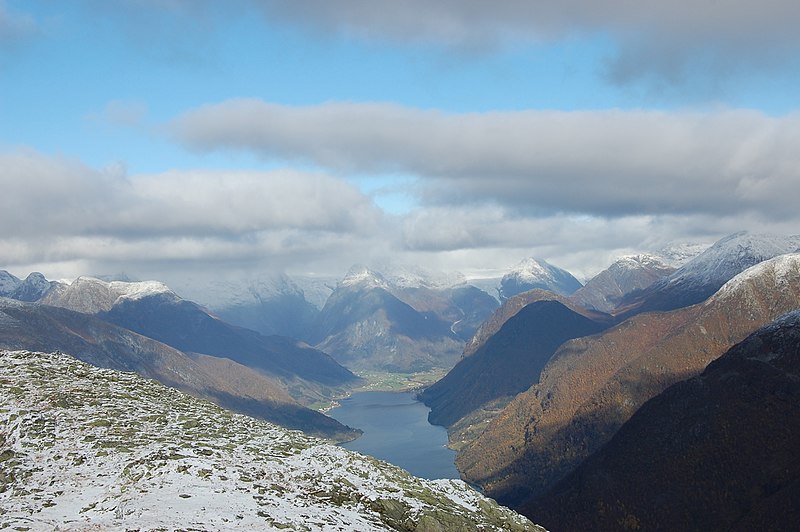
[0,350,543,531]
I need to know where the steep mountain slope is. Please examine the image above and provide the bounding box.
[525,311,800,532]
[0,350,543,531]
[498,258,581,301]
[460,253,800,506]
[0,299,357,440]
[311,266,463,372]
[570,254,674,312]
[463,289,613,358]
[619,231,800,315]
[101,291,357,394]
[43,277,359,404]
[420,300,611,430]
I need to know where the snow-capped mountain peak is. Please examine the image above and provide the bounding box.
[511,258,555,283]
[499,257,582,300]
[340,265,390,289]
[666,231,800,289]
[110,279,174,302]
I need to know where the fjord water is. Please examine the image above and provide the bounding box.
[328,391,459,480]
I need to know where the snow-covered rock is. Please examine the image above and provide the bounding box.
[0,350,543,532]
[0,270,21,296]
[712,253,800,304]
[339,265,391,290]
[375,263,467,290]
[499,258,582,300]
[654,242,711,267]
[571,254,675,312]
[9,272,54,302]
[625,232,800,313]
[42,276,175,314]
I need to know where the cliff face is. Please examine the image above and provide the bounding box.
[458,253,800,506]
[525,310,800,532]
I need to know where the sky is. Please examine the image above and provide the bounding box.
[2,0,800,287]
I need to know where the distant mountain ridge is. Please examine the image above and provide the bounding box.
[310,266,465,372]
[172,273,321,339]
[0,271,54,302]
[570,253,675,312]
[619,231,800,315]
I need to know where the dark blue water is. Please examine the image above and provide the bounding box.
[328,391,460,480]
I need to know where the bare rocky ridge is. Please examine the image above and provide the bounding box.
[0,350,543,531]
[524,310,800,531]
[459,253,800,506]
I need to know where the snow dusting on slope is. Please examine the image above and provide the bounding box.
[712,253,800,302]
[0,350,543,531]
[0,271,21,296]
[109,280,174,302]
[659,232,800,292]
[509,258,554,284]
[339,265,391,290]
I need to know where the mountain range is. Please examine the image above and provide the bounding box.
[617,231,800,315]
[457,248,800,506]
[2,230,797,530]
[308,266,467,373]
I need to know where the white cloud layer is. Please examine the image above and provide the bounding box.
[257,0,800,88]
[171,100,800,221]
[0,148,386,278]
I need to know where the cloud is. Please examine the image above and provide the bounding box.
[0,148,385,275]
[0,1,39,50]
[170,99,800,222]
[256,0,800,89]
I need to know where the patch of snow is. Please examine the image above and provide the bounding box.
[109,280,174,302]
[374,263,467,289]
[339,265,390,290]
[655,241,712,267]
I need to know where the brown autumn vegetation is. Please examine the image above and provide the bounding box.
[458,255,800,506]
